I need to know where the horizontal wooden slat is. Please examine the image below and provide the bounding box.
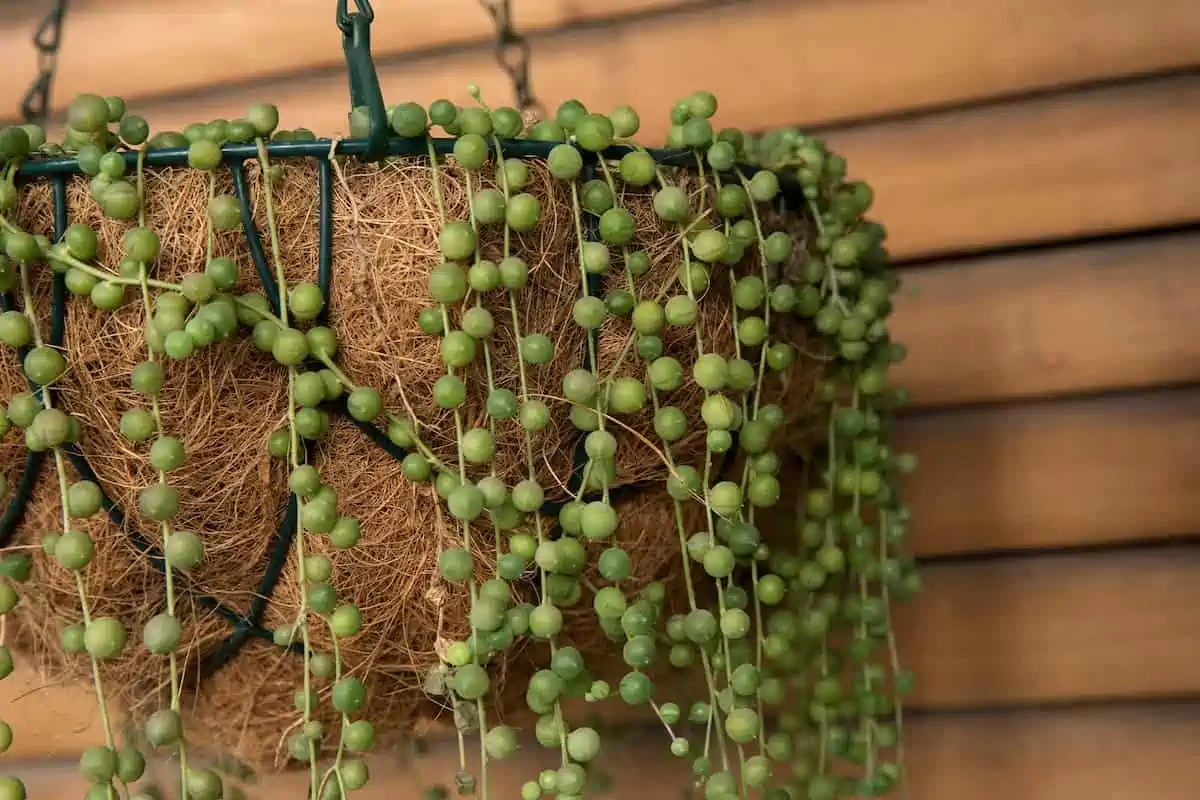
[12,0,1200,146]
[898,388,1200,555]
[896,547,1200,708]
[0,0,705,119]
[892,233,1200,408]
[9,543,1199,756]
[0,667,97,759]
[906,703,1200,800]
[833,72,1200,259]
[12,704,1200,799]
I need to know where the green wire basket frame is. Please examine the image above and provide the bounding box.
[3,2,802,681]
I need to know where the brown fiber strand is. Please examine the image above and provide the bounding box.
[0,153,821,769]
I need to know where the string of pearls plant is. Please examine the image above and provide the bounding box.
[0,83,919,800]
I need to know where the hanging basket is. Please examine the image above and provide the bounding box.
[0,6,920,799]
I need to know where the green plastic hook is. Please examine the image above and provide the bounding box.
[337,0,388,161]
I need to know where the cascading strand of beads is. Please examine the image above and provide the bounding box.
[457,107,506,799]
[0,96,385,800]
[545,112,636,795]
[0,163,33,800]
[257,122,326,800]
[22,259,134,800]
[728,164,789,778]
[122,141,197,800]
[428,87,601,799]
[596,122,736,772]
[0,348,17,784]
[483,98,582,799]
[0,96,175,800]
[421,119,500,799]
[0,95,293,800]
[589,136,720,769]
[741,124,920,799]
[661,138,764,797]
[688,126,790,796]
[245,134,373,800]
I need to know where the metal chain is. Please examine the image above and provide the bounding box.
[477,0,544,118]
[20,0,70,125]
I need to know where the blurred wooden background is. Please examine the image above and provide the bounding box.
[2,0,1200,797]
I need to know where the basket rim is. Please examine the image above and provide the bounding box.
[12,136,787,182]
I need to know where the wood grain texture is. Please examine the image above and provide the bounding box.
[895,546,1200,708]
[831,72,1200,259]
[905,703,1200,800]
[10,704,1200,799]
[13,0,1200,141]
[0,666,98,760]
[892,233,1200,407]
[897,388,1200,555]
[8,543,1200,755]
[0,0,705,119]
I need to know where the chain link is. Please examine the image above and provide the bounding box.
[477,0,544,119]
[20,0,70,126]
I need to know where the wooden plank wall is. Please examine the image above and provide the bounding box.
[2,0,1200,797]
